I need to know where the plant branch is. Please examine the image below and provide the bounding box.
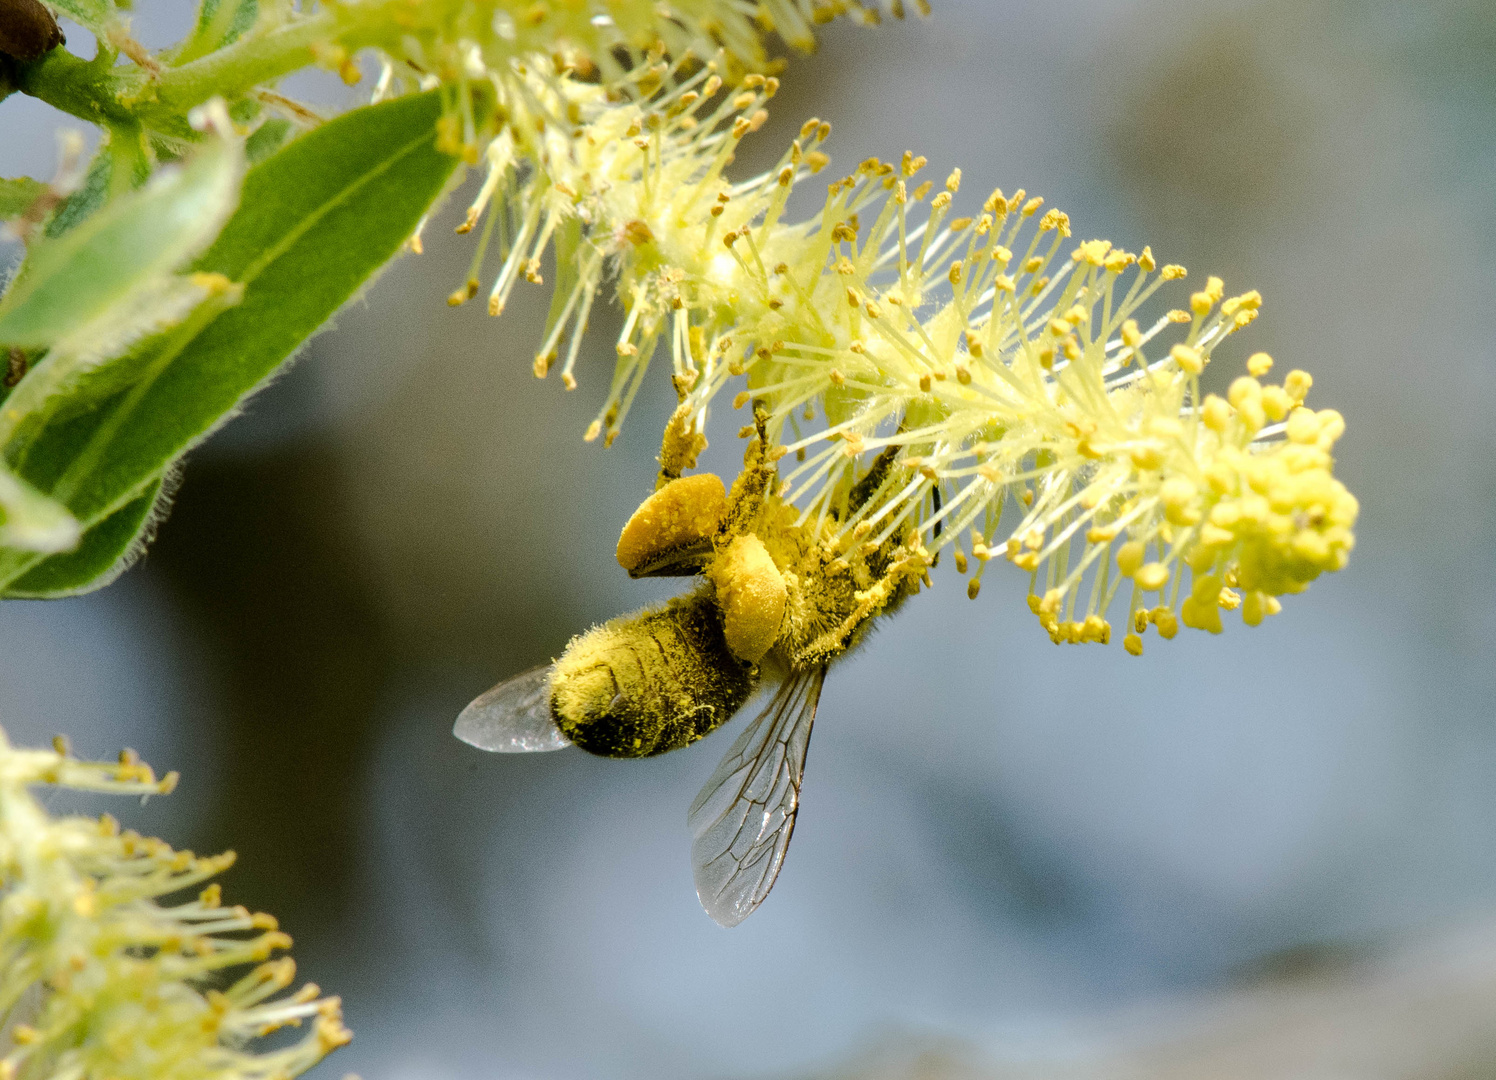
[152,10,338,114]
[10,8,351,141]
[13,48,144,128]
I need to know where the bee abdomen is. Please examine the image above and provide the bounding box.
[550,590,755,758]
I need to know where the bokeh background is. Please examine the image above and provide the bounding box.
[4,0,1496,1076]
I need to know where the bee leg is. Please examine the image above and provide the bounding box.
[846,445,900,516]
[928,485,941,568]
[843,417,913,520]
[716,402,781,543]
[793,543,933,667]
[655,403,709,490]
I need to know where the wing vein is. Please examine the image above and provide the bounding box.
[687,666,827,926]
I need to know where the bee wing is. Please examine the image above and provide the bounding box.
[453,665,573,752]
[687,665,827,927]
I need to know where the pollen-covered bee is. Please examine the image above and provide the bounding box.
[455,407,934,926]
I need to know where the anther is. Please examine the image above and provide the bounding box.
[1170,344,1204,374]
[1038,209,1069,234]
[1134,563,1169,591]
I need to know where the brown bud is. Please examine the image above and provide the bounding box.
[0,0,64,61]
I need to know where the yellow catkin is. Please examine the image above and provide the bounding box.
[449,64,1355,651]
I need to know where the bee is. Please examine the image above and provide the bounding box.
[455,407,934,926]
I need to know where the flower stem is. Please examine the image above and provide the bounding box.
[153,10,339,114]
[11,6,356,138]
[12,48,158,130]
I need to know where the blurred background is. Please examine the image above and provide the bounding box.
[4,0,1496,1076]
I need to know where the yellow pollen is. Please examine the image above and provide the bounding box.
[1201,394,1231,432]
[1135,563,1169,591]
[1171,343,1204,374]
[1116,540,1145,576]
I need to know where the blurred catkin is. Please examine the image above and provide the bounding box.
[0,729,348,1080]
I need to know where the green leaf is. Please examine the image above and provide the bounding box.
[47,0,119,35]
[0,129,246,471]
[1,275,244,466]
[44,150,111,238]
[174,0,259,64]
[0,90,458,592]
[0,463,78,553]
[0,133,244,348]
[4,475,163,597]
[0,178,46,220]
[245,116,292,164]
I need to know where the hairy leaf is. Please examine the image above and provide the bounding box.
[0,463,78,553]
[5,475,162,597]
[0,133,244,348]
[245,117,292,164]
[44,151,111,238]
[0,90,457,592]
[45,0,117,35]
[175,0,259,65]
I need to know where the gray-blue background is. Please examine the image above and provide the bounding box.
[2,0,1492,1075]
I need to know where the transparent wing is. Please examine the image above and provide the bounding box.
[687,666,827,927]
[453,665,573,752]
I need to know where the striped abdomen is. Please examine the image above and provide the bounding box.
[550,589,756,758]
